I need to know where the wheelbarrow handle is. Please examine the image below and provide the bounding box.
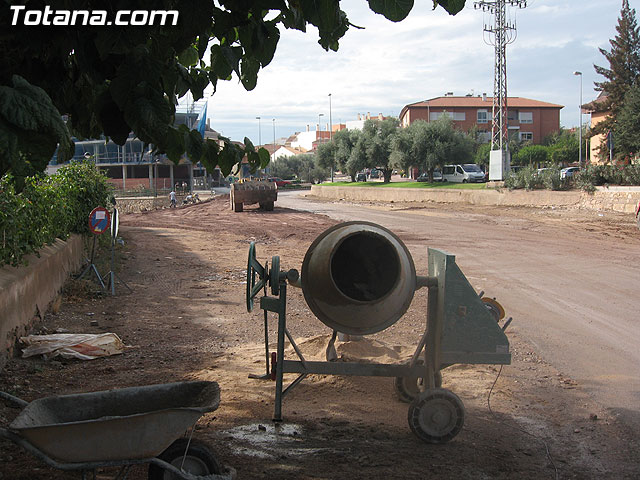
[0,391,28,408]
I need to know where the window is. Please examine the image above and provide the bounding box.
[456,166,464,174]
[507,110,518,121]
[519,112,533,124]
[477,109,489,124]
[462,164,482,173]
[430,111,465,121]
[443,166,455,175]
[520,132,533,141]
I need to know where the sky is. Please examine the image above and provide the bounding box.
[188,0,631,146]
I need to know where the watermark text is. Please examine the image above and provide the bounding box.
[10,5,179,26]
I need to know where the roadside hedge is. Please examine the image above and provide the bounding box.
[0,162,113,267]
[575,165,640,192]
[505,164,640,192]
[504,166,571,191]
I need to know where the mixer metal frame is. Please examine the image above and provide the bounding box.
[247,236,511,443]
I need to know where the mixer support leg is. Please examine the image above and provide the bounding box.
[273,284,287,422]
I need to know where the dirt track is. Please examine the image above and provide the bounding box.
[1,195,639,479]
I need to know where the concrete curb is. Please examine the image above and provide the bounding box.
[0,235,84,366]
[310,185,640,214]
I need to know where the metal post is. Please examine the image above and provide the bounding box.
[574,71,583,168]
[256,116,261,147]
[318,113,324,150]
[272,119,276,164]
[273,283,287,422]
[329,93,334,182]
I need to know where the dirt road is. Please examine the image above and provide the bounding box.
[278,191,640,433]
[1,195,638,479]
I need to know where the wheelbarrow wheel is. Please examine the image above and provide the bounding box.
[408,388,465,444]
[148,438,222,480]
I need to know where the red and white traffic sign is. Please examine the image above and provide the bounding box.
[88,207,111,235]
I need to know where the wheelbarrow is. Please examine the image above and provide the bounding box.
[0,381,234,479]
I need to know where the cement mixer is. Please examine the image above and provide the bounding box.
[247,221,511,444]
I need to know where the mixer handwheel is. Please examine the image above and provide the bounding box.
[394,368,442,403]
[246,242,267,312]
[270,256,280,296]
[408,388,465,444]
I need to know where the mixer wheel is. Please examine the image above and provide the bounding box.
[394,368,442,403]
[408,388,465,444]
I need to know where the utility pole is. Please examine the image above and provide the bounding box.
[573,71,583,168]
[272,118,276,164]
[474,0,527,180]
[329,93,333,182]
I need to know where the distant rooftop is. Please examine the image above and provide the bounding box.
[406,96,563,109]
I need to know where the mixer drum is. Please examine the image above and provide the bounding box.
[301,222,417,335]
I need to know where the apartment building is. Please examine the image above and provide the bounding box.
[399,94,563,144]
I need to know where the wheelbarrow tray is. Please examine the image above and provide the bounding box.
[8,381,220,463]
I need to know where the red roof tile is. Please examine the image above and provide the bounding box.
[406,96,563,109]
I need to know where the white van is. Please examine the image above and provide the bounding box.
[442,164,486,183]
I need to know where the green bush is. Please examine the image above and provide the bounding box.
[504,165,542,190]
[575,164,640,192]
[0,162,113,267]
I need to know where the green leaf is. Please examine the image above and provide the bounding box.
[201,140,220,173]
[240,58,261,91]
[178,46,200,67]
[164,127,187,163]
[0,75,73,180]
[258,147,271,168]
[368,0,414,22]
[185,128,204,161]
[244,137,255,151]
[434,0,466,15]
[221,45,244,78]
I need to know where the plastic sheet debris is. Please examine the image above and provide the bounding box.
[20,333,125,360]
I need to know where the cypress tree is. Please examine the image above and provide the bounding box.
[590,0,640,159]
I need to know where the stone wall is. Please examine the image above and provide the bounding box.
[115,195,213,214]
[115,196,171,214]
[0,235,84,367]
[579,186,640,214]
[310,185,640,214]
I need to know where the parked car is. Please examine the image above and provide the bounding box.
[268,177,291,187]
[417,170,442,182]
[369,169,380,179]
[356,172,367,182]
[442,164,486,183]
[560,167,580,179]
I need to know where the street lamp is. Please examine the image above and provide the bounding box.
[329,94,333,182]
[318,113,324,150]
[256,116,261,147]
[573,71,583,168]
[272,118,276,164]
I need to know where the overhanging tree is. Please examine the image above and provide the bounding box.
[0,0,467,190]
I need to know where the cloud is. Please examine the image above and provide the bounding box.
[202,0,626,142]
